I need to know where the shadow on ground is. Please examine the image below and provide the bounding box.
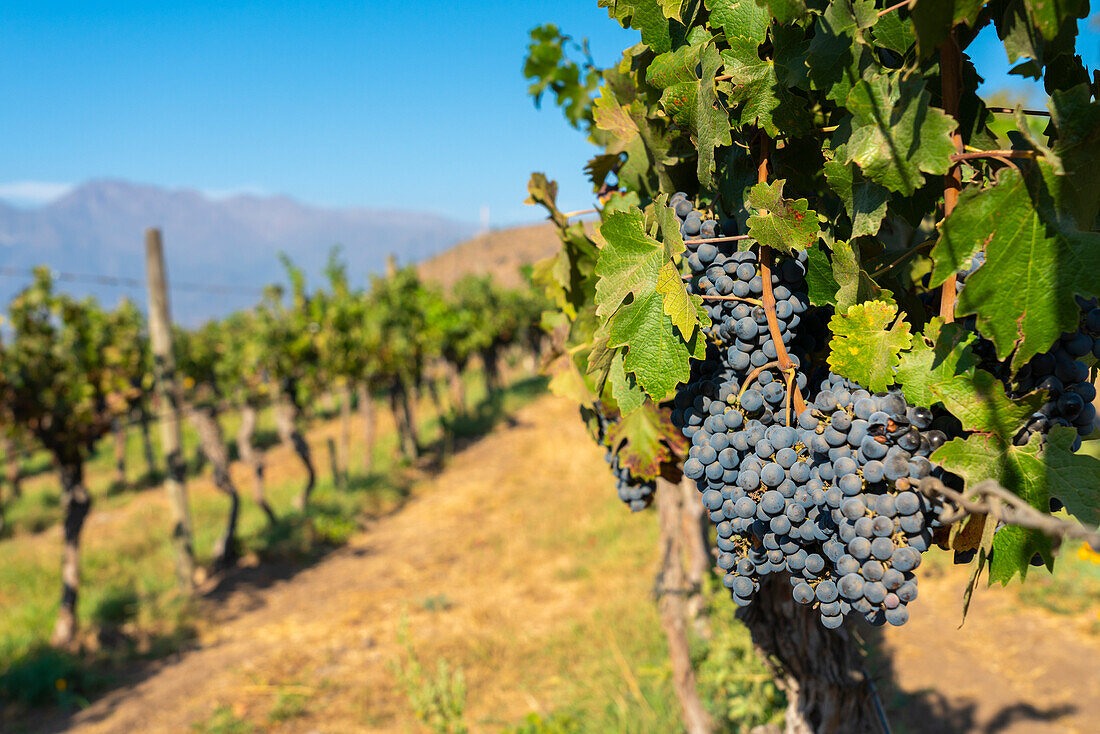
[1,377,547,734]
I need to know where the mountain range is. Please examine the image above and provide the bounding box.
[0,180,479,323]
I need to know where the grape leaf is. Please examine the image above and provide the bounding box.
[547,350,597,406]
[608,288,707,400]
[823,152,890,238]
[806,0,871,105]
[910,0,988,56]
[599,0,676,53]
[844,74,957,195]
[595,209,668,321]
[894,317,979,408]
[1048,84,1100,229]
[721,35,812,137]
[831,240,894,312]
[931,165,1100,368]
[827,301,912,391]
[609,350,647,414]
[647,40,733,187]
[931,426,1100,583]
[706,0,770,44]
[607,397,686,478]
[929,367,1042,436]
[1023,0,1086,40]
[872,7,916,54]
[805,246,839,306]
[757,0,809,24]
[746,180,820,253]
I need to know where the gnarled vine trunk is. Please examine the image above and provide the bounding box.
[276,396,315,511]
[655,479,713,734]
[357,383,376,474]
[237,404,276,524]
[112,418,127,486]
[338,383,353,484]
[680,477,711,637]
[448,363,467,416]
[737,576,882,734]
[1,434,21,498]
[389,379,419,460]
[189,406,240,571]
[52,458,91,647]
[137,405,157,477]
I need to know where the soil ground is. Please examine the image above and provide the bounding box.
[20,394,1100,733]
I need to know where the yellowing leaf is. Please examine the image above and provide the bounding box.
[827,301,911,391]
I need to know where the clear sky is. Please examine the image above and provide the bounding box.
[0,2,1096,226]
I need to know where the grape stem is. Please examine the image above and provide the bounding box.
[938,33,963,324]
[877,0,908,17]
[755,135,807,415]
[950,149,1038,162]
[561,208,598,219]
[699,294,763,306]
[918,476,1100,550]
[736,361,782,404]
[985,107,1051,117]
[682,234,752,246]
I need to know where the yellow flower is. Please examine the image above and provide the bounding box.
[55,678,67,691]
[1076,543,1100,565]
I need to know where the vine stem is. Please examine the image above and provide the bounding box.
[938,34,964,324]
[756,135,807,415]
[699,294,763,306]
[877,0,908,17]
[986,106,1051,116]
[682,234,752,246]
[736,361,783,403]
[950,149,1038,162]
[918,476,1100,550]
[561,208,598,218]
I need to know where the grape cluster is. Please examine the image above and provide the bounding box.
[665,193,965,628]
[954,253,1097,448]
[592,406,656,512]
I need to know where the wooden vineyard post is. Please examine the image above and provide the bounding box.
[145,228,196,589]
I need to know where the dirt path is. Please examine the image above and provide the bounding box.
[38,395,1100,733]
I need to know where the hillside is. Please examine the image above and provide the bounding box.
[416,221,561,289]
[0,180,478,322]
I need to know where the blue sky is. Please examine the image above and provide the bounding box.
[0,2,1096,226]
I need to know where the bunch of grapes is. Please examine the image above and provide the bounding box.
[666,194,965,628]
[591,405,656,512]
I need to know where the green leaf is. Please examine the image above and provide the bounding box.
[1048,84,1100,229]
[844,74,957,195]
[595,209,668,321]
[745,180,820,253]
[609,289,706,400]
[756,0,809,25]
[647,41,733,187]
[831,240,894,312]
[1023,0,1086,40]
[805,246,840,306]
[806,0,872,105]
[895,317,979,409]
[599,0,676,53]
[929,367,1042,436]
[872,7,917,54]
[706,0,770,44]
[609,350,647,414]
[1039,426,1100,528]
[657,260,704,340]
[931,165,1100,368]
[721,36,812,137]
[824,153,889,238]
[827,301,912,391]
[911,0,988,56]
[932,431,1053,583]
[607,402,685,479]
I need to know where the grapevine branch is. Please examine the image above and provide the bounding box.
[736,360,782,403]
[755,136,807,415]
[950,149,1039,162]
[986,106,1051,116]
[938,34,963,324]
[918,476,1100,550]
[683,234,752,246]
[877,0,909,17]
[699,294,763,306]
[562,208,598,219]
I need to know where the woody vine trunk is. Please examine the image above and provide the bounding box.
[52,456,91,647]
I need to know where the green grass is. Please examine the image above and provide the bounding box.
[0,372,545,716]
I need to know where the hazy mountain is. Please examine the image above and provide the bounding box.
[0,180,478,323]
